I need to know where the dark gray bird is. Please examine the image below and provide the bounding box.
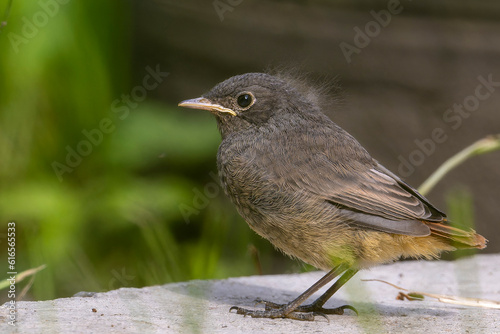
[178,73,487,321]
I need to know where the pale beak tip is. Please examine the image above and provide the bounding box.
[177,97,211,109]
[177,97,237,116]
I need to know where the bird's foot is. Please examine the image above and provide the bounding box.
[256,298,358,316]
[229,305,323,321]
[229,299,357,321]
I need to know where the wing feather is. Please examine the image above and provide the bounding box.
[274,129,446,236]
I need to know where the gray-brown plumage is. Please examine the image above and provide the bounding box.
[178,73,487,320]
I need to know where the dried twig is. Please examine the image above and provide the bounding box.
[363,278,500,309]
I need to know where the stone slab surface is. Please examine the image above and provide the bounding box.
[1,254,499,333]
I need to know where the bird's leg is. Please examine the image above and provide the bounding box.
[230,264,349,321]
[262,268,359,315]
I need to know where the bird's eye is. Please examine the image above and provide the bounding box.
[237,93,254,109]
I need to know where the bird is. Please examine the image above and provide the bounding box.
[178,73,487,321]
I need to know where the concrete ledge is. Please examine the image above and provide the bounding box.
[2,254,499,333]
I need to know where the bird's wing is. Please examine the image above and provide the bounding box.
[293,158,443,236]
[277,135,446,237]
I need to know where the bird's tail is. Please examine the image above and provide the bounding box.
[427,221,487,249]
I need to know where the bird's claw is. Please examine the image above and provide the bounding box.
[230,301,357,321]
[252,299,358,315]
[230,306,318,321]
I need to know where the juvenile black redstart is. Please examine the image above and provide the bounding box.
[178,73,487,321]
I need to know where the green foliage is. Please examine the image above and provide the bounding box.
[0,1,281,302]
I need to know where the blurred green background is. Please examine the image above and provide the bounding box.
[0,0,499,302]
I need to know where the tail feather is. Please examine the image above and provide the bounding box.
[426,222,487,249]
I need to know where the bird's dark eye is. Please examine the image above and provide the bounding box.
[237,93,253,108]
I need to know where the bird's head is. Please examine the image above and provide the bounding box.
[178,73,319,138]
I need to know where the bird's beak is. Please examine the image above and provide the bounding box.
[178,97,238,116]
